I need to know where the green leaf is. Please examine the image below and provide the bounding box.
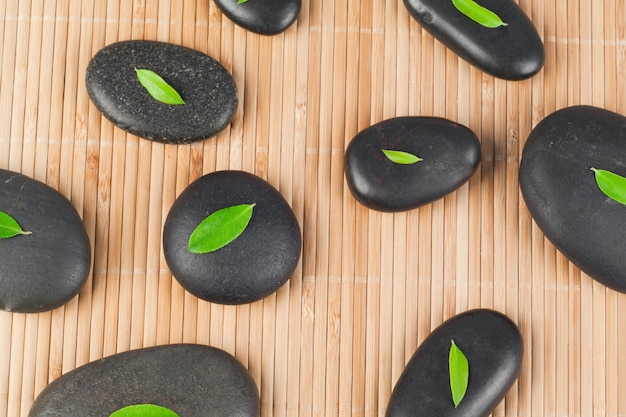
[135,68,185,105]
[109,404,180,417]
[238,0,249,3]
[451,0,508,28]
[591,167,626,206]
[382,149,422,165]
[0,211,32,239]
[449,340,469,408]
[188,203,256,254]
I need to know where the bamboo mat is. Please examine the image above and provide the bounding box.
[1,0,626,416]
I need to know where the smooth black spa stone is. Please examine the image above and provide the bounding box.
[214,0,300,35]
[402,0,544,80]
[0,169,91,313]
[344,116,481,212]
[519,105,626,293]
[29,344,260,417]
[386,309,523,417]
[163,170,301,304]
[86,40,238,144]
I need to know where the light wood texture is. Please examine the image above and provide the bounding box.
[1,0,626,416]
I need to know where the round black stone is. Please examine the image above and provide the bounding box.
[163,170,301,304]
[86,40,238,144]
[0,169,91,313]
[519,105,626,293]
[403,0,544,80]
[344,116,481,212]
[28,344,260,417]
[386,309,523,417]
[214,0,300,35]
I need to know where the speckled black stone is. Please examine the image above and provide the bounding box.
[86,40,238,144]
[519,105,626,293]
[344,116,481,212]
[163,171,301,304]
[28,344,260,417]
[214,0,300,35]
[386,309,523,417]
[0,169,91,313]
[403,0,544,80]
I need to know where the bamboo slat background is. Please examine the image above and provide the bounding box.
[1,0,625,416]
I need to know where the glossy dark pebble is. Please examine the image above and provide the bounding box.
[403,0,544,80]
[29,344,260,417]
[214,0,300,35]
[163,170,301,304]
[86,40,238,144]
[0,169,91,313]
[344,116,481,212]
[386,309,523,417]
[519,105,626,293]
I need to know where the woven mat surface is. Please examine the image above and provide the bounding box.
[1,0,626,416]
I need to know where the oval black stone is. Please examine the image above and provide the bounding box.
[0,169,91,313]
[86,40,238,144]
[519,105,626,293]
[386,309,523,417]
[163,171,301,304]
[402,0,544,80]
[344,116,481,212]
[28,344,260,417]
[214,0,300,35]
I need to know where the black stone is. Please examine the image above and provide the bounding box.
[344,116,481,212]
[163,170,301,304]
[403,0,544,80]
[86,40,238,144]
[0,170,91,313]
[214,0,300,35]
[386,309,523,417]
[29,344,260,417]
[519,105,626,293]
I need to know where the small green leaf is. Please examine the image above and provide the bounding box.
[452,0,508,28]
[238,0,249,3]
[135,68,185,105]
[449,340,469,408]
[189,203,256,254]
[0,211,32,239]
[382,149,422,165]
[591,167,626,206]
[109,404,180,417]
